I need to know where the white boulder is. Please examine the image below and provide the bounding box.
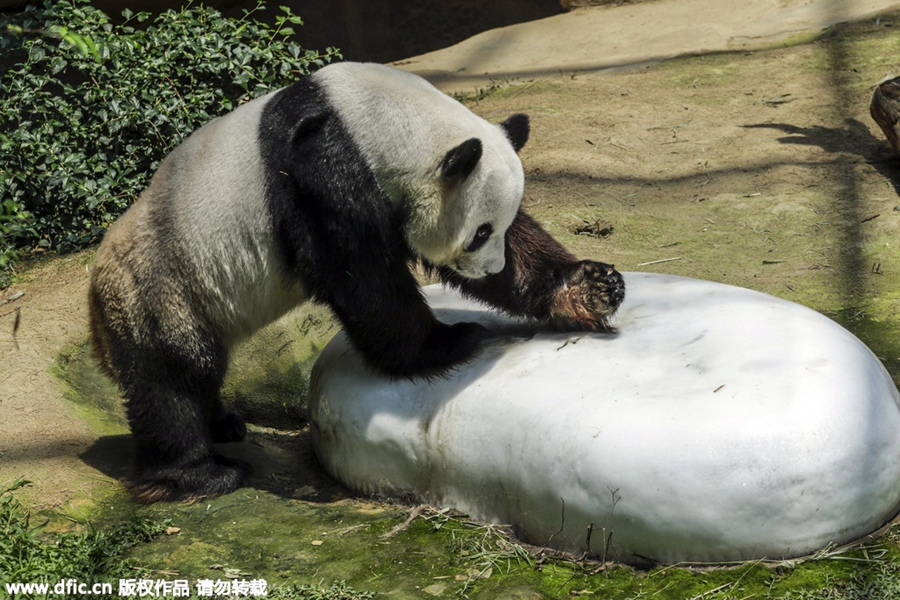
[309,273,900,563]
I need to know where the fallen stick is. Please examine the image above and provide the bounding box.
[637,257,682,267]
[0,291,24,308]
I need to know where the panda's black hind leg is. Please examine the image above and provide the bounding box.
[121,350,250,503]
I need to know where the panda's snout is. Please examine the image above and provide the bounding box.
[485,255,505,275]
[469,256,505,279]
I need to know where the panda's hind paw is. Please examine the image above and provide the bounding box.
[550,260,625,332]
[129,454,251,503]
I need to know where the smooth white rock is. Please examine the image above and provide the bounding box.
[309,273,900,564]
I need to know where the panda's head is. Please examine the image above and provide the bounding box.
[407,113,530,280]
[312,62,530,279]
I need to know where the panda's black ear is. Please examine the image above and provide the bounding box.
[441,138,483,187]
[500,113,529,152]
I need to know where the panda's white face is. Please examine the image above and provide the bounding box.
[439,148,523,279]
[457,221,505,278]
[397,122,525,279]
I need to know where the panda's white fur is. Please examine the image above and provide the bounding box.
[158,91,307,344]
[88,61,624,502]
[139,62,522,346]
[317,63,523,278]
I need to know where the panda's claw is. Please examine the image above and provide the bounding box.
[549,260,625,332]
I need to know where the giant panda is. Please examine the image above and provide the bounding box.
[88,61,625,503]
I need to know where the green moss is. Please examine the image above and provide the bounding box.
[67,491,887,599]
[52,339,129,436]
[806,17,900,74]
[52,303,340,434]
[222,304,339,430]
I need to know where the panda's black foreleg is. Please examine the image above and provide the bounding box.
[440,209,625,331]
[322,262,491,378]
[118,343,250,503]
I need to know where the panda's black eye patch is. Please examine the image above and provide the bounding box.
[466,223,493,253]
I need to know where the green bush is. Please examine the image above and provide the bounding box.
[0,0,340,288]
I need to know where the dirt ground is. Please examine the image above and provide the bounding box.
[0,253,104,509]
[3,4,900,522]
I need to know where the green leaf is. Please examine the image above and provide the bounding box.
[28,45,45,62]
[50,56,67,74]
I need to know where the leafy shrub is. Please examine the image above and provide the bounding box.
[0,0,340,287]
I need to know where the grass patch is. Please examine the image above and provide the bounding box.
[0,478,376,599]
[451,77,535,104]
[808,16,900,79]
[662,54,747,91]
[0,478,170,595]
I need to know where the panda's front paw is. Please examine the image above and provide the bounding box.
[426,321,493,373]
[549,260,625,332]
[404,321,493,379]
[371,321,493,380]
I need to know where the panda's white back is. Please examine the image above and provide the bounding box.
[135,91,307,343]
[95,62,524,349]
